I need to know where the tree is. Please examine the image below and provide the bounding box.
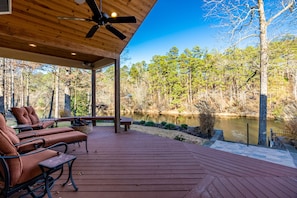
[203,0,297,145]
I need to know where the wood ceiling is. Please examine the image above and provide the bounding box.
[0,0,157,69]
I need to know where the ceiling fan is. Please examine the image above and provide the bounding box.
[58,0,136,40]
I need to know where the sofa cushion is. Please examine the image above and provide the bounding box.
[11,107,32,125]
[6,127,20,145]
[33,127,74,136]
[0,114,20,145]
[20,131,87,148]
[42,131,87,147]
[0,130,17,155]
[18,149,57,185]
[0,112,7,132]
[40,120,55,129]
[16,131,37,140]
[24,106,40,125]
[0,129,22,186]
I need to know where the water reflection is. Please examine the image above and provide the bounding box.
[124,113,285,145]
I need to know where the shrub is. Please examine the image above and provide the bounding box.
[144,121,155,127]
[195,100,215,138]
[161,121,167,126]
[164,123,176,130]
[180,124,188,130]
[59,109,72,117]
[174,134,185,142]
[139,120,146,125]
[284,118,297,140]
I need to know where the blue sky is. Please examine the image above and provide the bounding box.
[125,0,222,64]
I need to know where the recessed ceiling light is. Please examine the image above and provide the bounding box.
[71,52,77,56]
[111,12,117,18]
[29,43,37,47]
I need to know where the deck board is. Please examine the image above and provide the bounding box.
[56,127,297,198]
[13,126,297,198]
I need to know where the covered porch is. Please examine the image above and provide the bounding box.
[1,1,297,197]
[13,126,297,198]
[0,0,158,132]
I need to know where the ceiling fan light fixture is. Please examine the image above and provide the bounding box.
[111,12,117,18]
[74,0,85,4]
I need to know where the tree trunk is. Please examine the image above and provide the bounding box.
[54,68,60,118]
[10,63,14,107]
[21,68,24,106]
[64,69,71,114]
[189,68,193,107]
[48,90,54,118]
[26,73,29,106]
[293,70,297,101]
[258,0,268,146]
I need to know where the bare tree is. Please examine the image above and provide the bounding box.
[203,0,297,145]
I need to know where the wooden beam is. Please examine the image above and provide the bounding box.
[93,58,114,70]
[0,47,92,68]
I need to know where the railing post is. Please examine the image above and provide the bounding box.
[270,128,274,147]
[246,123,249,146]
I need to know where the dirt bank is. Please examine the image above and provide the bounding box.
[131,125,207,145]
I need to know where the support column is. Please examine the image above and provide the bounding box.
[91,69,96,126]
[114,59,120,133]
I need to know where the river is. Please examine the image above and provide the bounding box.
[124,113,285,145]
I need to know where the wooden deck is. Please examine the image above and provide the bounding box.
[30,126,297,197]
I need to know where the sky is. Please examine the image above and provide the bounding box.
[124,0,223,64]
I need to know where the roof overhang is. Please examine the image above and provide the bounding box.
[0,0,157,69]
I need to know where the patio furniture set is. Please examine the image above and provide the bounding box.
[0,106,89,197]
[0,105,133,197]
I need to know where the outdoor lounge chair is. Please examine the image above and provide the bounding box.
[0,125,68,197]
[16,127,75,139]
[0,114,88,153]
[10,106,55,130]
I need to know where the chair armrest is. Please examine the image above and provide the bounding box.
[22,142,68,156]
[17,131,37,139]
[14,137,46,149]
[31,123,43,130]
[1,142,68,160]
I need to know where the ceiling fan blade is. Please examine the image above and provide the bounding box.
[105,24,126,40]
[107,16,136,23]
[86,25,99,38]
[85,0,102,18]
[57,16,91,21]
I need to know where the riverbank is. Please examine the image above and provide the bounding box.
[124,110,277,120]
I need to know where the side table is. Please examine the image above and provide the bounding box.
[39,153,78,198]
